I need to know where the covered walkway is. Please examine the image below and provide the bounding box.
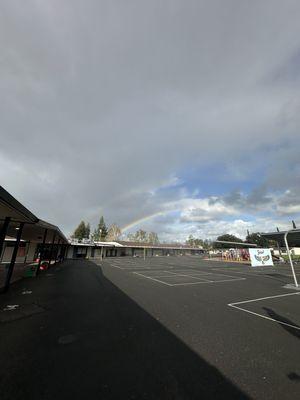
[0,186,68,291]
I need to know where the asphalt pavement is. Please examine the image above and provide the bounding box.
[0,257,299,399]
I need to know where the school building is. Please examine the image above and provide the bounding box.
[0,186,203,291]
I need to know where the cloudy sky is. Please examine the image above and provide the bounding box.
[1,0,300,241]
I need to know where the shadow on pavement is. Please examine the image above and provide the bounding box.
[262,307,300,340]
[0,260,249,400]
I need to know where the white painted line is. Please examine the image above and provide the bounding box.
[108,264,124,269]
[229,291,300,306]
[212,268,294,279]
[169,271,246,281]
[228,304,300,331]
[208,278,246,283]
[174,270,214,275]
[133,272,174,286]
[198,272,247,280]
[135,271,177,278]
[133,271,246,286]
[171,281,214,286]
[165,271,212,282]
[228,292,300,331]
[168,277,246,286]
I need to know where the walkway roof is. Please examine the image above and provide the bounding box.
[0,186,67,243]
[260,229,300,247]
[214,240,257,248]
[0,185,38,223]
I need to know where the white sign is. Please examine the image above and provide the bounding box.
[249,248,273,267]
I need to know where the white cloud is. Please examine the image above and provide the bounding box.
[0,1,300,239]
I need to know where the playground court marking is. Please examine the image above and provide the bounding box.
[228,292,300,331]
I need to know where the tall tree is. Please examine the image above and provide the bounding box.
[126,232,135,241]
[99,216,108,240]
[73,221,88,241]
[186,234,195,247]
[106,224,122,241]
[134,229,147,242]
[126,230,159,243]
[147,232,159,244]
[203,239,213,250]
[92,216,108,241]
[215,234,243,248]
[186,235,204,247]
[85,223,91,239]
[245,232,270,247]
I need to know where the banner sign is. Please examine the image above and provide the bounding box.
[249,248,273,267]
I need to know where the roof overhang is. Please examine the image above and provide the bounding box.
[214,240,258,248]
[0,186,38,223]
[260,229,300,247]
[0,186,68,244]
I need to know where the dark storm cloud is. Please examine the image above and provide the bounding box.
[0,0,300,237]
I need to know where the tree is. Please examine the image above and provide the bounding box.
[245,232,270,248]
[92,216,108,241]
[186,235,204,248]
[203,239,213,250]
[126,230,159,243]
[134,229,147,242]
[85,223,90,239]
[186,234,195,247]
[106,224,122,241]
[215,234,243,248]
[147,232,159,245]
[73,221,89,241]
[126,232,135,241]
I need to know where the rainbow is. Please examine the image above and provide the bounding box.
[121,210,173,232]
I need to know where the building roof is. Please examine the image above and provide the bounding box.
[214,240,258,248]
[68,239,203,250]
[114,240,203,250]
[0,186,68,244]
[260,229,300,247]
[0,185,38,223]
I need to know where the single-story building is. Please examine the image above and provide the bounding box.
[0,186,68,291]
[67,239,204,259]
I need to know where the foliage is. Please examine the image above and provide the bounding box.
[215,234,243,248]
[72,221,90,240]
[106,224,122,241]
[186,235,204,248]
[202,239,213,250]
[134,229,147,242]
[92,216,108,241]
[147,232,159,244]
[126,229,160,244]
[85,223,90,239]
[245,232,270,247]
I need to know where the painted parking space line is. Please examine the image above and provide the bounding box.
[212,268,294,278]
[164,271,213,281]
[171,270,214,275]
[133,271,246,286]
[228,292,300,331]
[133,272,174,286]
[134,271,178,278]
[171,278,246,286]
[171,271,246,281]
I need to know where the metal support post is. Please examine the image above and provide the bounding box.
[48,233,56,269]
[55,239,61,264]
[284,231,298,287]
[4,222,24,291]
[37,229,48,275]
[0,217,11,260]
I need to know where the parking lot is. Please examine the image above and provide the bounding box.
[99,256,300,399]
[1,256,299,399]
